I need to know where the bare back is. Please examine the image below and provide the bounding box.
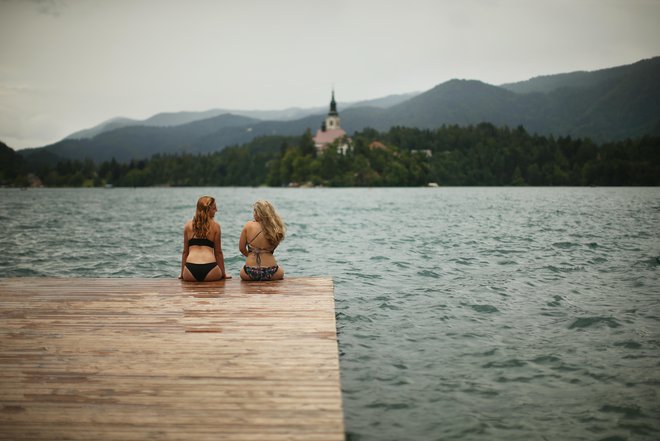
[240,220,278,267]
[184,220,219,264]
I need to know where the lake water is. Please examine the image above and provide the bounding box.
[1,187,659,440]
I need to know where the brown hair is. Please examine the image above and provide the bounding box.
[253,200,285,246]
[192,196,215,238]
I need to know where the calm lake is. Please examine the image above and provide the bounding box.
[1,187,659,440]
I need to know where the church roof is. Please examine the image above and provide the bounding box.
[314,128,346,145]
[369,141,387,150]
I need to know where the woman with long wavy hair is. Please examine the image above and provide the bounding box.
[180,196,230,282]
[239,200,285,281]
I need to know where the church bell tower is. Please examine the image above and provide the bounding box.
[324,89,341,131]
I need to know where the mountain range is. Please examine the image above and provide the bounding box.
[16,56,660,164]
[62,93,420,140]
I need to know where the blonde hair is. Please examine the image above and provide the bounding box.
[253,200,285,246]
[192,196,215,238]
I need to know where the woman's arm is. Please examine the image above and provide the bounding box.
[214,222,228,278]
[180,224,189,279]
[238,223,249,257]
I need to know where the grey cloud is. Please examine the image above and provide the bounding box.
[30,0,68,17]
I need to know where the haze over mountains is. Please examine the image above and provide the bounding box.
[63,93,421,141]
[16,56,660,164]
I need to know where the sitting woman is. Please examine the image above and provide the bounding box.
[180,196,230,282]
[239,200,285,281]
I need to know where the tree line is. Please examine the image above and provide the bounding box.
[4,123,659,187]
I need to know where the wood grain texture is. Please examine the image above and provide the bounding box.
[0,277,344,441]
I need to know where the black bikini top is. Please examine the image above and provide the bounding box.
[188,237,214,248]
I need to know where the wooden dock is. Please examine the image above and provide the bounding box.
[0,277,344,441]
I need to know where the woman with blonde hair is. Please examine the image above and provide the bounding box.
[239,200,285,281]
[180,196,230,282]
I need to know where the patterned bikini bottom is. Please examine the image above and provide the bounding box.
[243,265,279,281]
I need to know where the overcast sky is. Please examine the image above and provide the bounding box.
[1,0,659,149]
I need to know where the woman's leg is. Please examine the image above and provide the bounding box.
[271,266,284,280]
[204,266,224,281]
[182,266,197,282]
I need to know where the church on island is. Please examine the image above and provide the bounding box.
[313,90,351,155]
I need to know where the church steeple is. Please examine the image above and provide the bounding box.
[323,89,341,131]
[314,87,350,154]
[329,89,338,116]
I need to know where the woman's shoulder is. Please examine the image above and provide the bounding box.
[243,220,259,229]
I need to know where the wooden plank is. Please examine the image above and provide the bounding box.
[0,277,344,441]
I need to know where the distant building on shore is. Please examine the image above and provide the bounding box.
[313,90,351,154]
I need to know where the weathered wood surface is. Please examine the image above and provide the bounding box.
[0,277,344,441]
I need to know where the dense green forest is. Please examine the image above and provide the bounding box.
[4,124,660,187]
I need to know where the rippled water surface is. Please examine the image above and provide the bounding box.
[1,187,659,440]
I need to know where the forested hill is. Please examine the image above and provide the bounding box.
[500,56,660,94]
[9,125,660,188]
[18,56,660,165]
[1,141,26,184]
[348,56,660,139]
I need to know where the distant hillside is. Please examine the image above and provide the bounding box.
[522,57,660,139]
[23,114,260,164]
[63,92,419,142]
[22,56,660,165]
[388,80,519,127]
[63,108,316,141]
[341,57,660,140]
[501,57,660,94]
[21,113,331,164]
[0,141,26,184]
[66,117,140,140]
[345,92,421,109]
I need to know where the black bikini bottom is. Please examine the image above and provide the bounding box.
[185,262,218,281]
